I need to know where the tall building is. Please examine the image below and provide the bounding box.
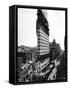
[36,9,50,61]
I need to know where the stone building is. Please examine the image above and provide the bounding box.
[36,9,50,72]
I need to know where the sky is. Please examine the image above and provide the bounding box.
[18,8,65,50]
[46,10,65,50]
[18,8,37,47]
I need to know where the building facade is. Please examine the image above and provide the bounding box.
[36,9,50,73]
[36,9,50,61]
